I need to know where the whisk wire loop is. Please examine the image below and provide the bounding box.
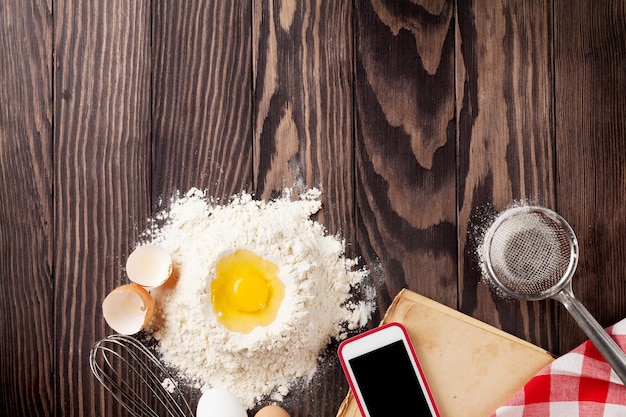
[90,334,193,417]
[90,343,160,417]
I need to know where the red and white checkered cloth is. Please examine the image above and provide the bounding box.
[491,319,626,417]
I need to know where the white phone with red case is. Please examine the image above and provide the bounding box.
[338,322,440,417]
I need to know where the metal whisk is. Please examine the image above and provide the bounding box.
[89,334,194,417]
[481,205,626,385]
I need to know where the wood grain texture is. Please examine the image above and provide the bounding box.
[150,3,253,409]
[456,0,558,351]
[253,0,355,237]
[554,0,626,352]
[354,0,458,314]
[251,1,355,415]
[152,1,254,202]
[1,0,626,416]
[53,0,151,415]
[0,1,53,416]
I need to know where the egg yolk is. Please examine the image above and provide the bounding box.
[211,250,284,333]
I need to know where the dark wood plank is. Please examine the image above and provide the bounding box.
[53,0,151,415]
[3,1,626,415]
[455,0,558,353]
[151,0,253,411]
[152,1,253,200]
[354,0,458,313]
[0,1,53,416]
[251,1,355,415]
[554,0,626,352]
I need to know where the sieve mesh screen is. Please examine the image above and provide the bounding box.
[481,207,626,385]
[485,209,574,296]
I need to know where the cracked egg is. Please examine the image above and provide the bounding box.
[211,249,285,333]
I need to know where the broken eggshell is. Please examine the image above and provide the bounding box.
[126,244,173,287]
[102,284,155,335]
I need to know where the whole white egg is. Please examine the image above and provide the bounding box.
[196,387,247,417]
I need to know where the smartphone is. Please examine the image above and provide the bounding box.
[338,322,440,417]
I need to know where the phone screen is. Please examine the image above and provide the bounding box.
[348,340,434,416]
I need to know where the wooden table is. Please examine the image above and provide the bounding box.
[1,1,625,416]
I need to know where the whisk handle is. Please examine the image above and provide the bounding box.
[554,285,626,385]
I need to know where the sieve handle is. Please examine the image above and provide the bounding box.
[554,284,626,385]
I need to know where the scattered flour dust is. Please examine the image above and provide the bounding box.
[143,187,375,409]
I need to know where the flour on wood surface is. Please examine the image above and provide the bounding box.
[143,187,375,409]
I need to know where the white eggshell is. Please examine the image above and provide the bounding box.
[196,387,247,417]
[126,244,173,287]
[102,284,155,335]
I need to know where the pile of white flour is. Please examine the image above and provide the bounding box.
[143,188,375,409]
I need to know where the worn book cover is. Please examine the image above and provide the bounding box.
[336,289,554,417]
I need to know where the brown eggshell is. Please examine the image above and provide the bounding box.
[254,405,291,417]
[102,284,155,335]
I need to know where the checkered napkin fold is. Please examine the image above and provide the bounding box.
[491,318,626,417]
